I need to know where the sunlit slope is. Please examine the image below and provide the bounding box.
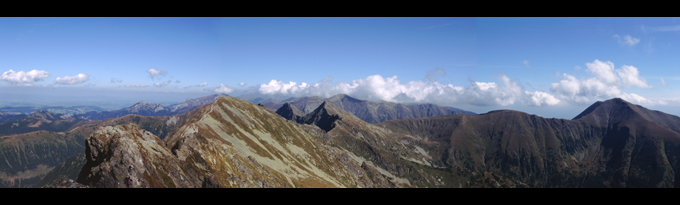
[163,96,392,187]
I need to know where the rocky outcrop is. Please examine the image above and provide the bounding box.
[77,123,202,188]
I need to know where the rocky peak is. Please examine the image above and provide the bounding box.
[77,123,201,188]
[300,101,345,132]
[275,102,304,122]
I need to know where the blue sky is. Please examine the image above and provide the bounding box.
[2,17,680,119]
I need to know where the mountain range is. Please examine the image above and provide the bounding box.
[79,94,228,120]
[264,94,475,124]
[3,92,680,188]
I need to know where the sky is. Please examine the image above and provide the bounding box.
[2,17,680,119]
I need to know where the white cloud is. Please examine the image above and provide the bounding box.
[238,82,246,86]
[550,60,655,105]
[198,82,208,87]
[147,68,167,80]
[124,84,148,88]
[661,78,667,87]
[617,65,651,88]
[55,73,89,85]
[211,83,234,94]
[586,59,618,84]
[153,80,171,87]
[613,34,640,46]
[0,69,50,84]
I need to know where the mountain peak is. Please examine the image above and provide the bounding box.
[275,102,304,121]
[300,101,344,132]
[572,98,651,124]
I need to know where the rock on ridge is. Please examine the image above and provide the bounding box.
[77,123,201,188]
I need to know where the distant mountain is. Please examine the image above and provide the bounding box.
[29,110,88,122]
[80,94,227,120]
[0,113,27,124]
[265,94,475,124]
[0,105,105,116]
[0,110,87,136]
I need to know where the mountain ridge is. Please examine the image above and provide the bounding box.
[265,94,475,124]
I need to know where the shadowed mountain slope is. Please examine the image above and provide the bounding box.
[380,98,680,187]
[275,102,305,123]
[0,130,86,187]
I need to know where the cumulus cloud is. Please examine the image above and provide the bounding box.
[210,83,234,94]
[238,82,246,86]
[54,73,89,85]
[550,59,656,105]
[613,34,640,46]
[147,68,167,80]
[257,74,560,107]
[154,80,171,87]
[0,69,50,84]
[124,84,148,88]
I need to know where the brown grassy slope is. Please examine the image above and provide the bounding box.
[163,96,393,187]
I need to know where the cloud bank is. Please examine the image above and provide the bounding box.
[256,74,560,107]
[201,59,661,108]
[1,69,50,84]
